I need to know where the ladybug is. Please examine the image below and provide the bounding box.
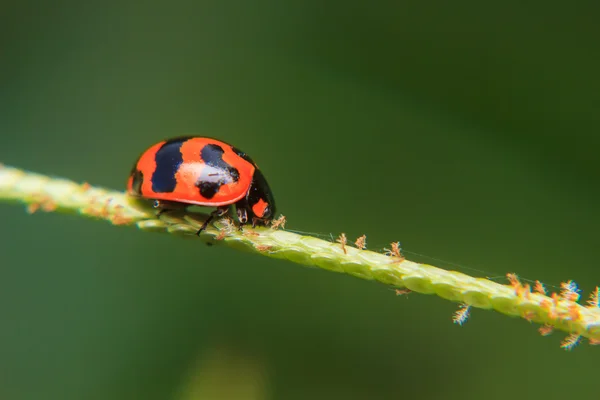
[127,136,276,233]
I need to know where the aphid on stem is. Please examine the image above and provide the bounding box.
[534,280,546,295]
[538,325,554,336]
[453,304,471,326]
[587,287,599,308]
[354,234,367,250]
[337,233,347,254]
[270,215,286,230]
[560,280,580,302]
[384,242,403,259]
[560,334,581,351]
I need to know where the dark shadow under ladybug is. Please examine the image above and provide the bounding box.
[155,175,274,235]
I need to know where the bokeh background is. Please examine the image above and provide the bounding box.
[1,1,599,399]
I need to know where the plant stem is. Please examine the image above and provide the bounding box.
[1,164,599,346]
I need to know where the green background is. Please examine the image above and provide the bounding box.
[1,1,599,399]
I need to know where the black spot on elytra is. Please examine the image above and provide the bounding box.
[198,181,219,199]
[151,139,184,193]
[131,169,144,195]
[196,144,240,199]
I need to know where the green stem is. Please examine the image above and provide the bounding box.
[1,164,598,348]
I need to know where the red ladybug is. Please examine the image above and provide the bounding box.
[127,136,276,233]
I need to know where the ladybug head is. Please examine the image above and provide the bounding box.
[243,169,276,225]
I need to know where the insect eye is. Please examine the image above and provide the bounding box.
[237,208,248,223]
[263,205,271,218]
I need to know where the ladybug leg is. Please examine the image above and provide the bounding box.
[154,200,186,217]
[196,206,229,236]
[251,217,267,228]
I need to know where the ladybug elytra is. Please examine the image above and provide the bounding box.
[127,136,276,233]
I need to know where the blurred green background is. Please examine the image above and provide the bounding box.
[1,1,599,399]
